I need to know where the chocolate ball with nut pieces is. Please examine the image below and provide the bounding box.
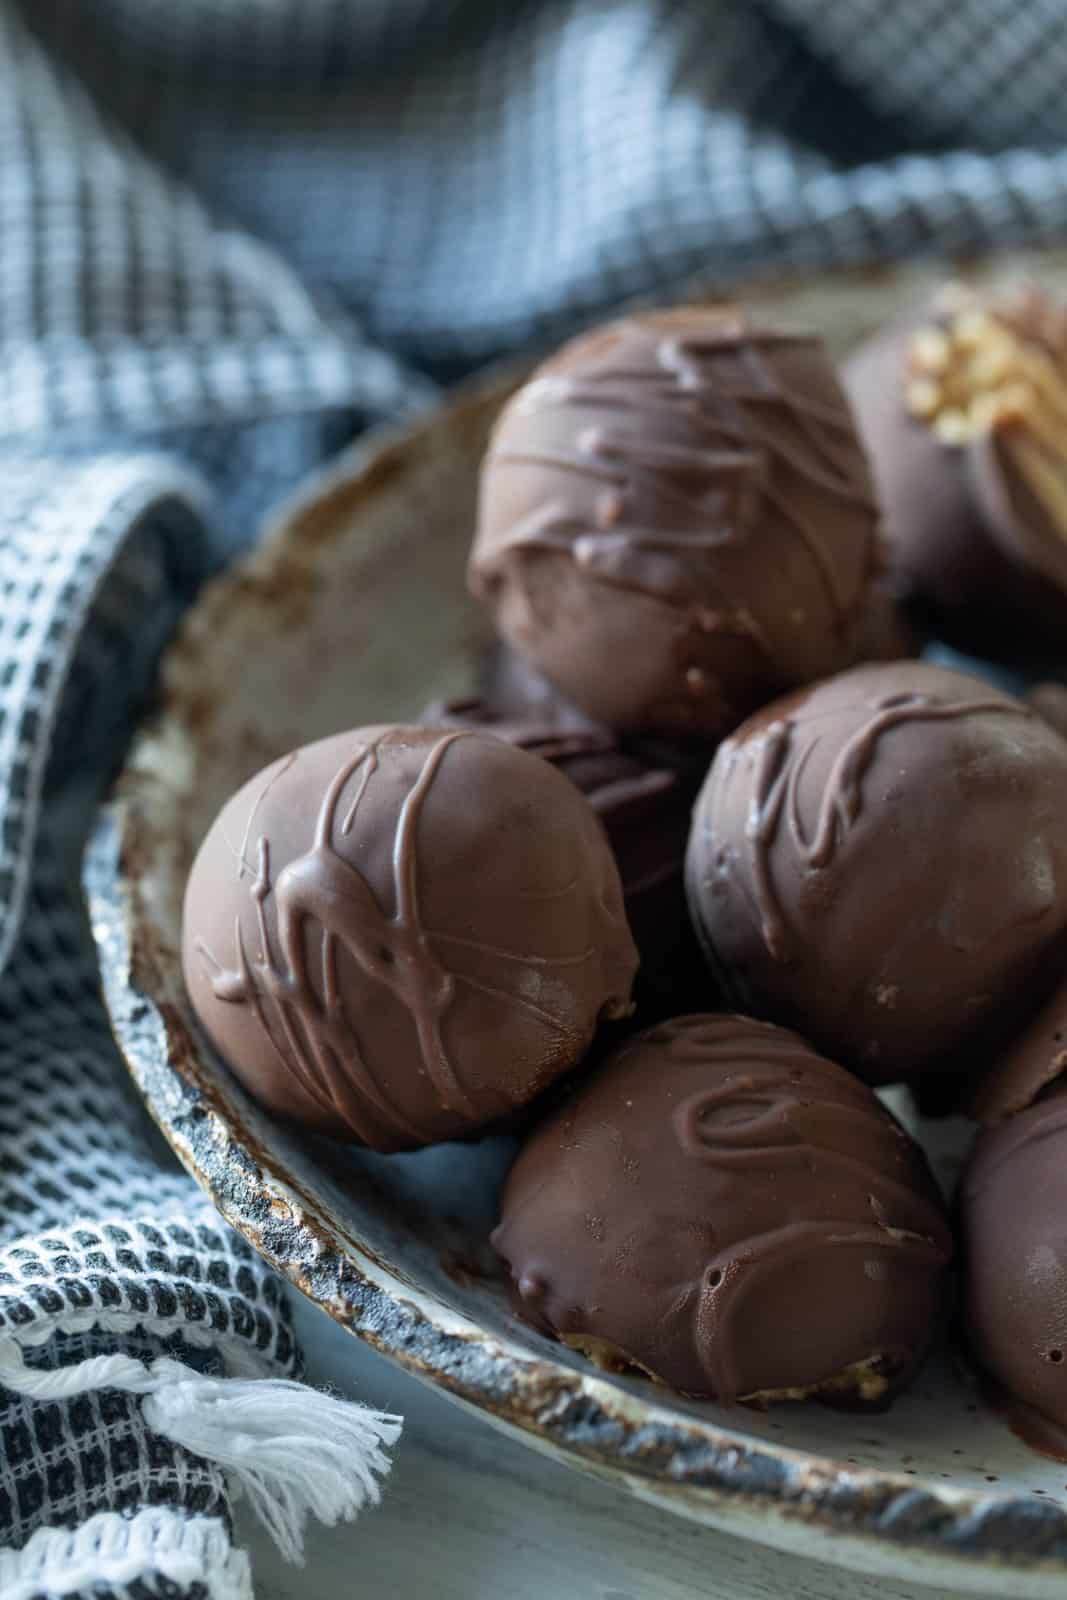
[182,726,638,1151]
[493,1014,952,1405]
[843,282,1067,662]
[470,307,884,739]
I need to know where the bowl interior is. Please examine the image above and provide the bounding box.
[97,250,1067,1592]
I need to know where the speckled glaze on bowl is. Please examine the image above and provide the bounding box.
[87,252,1067,1597]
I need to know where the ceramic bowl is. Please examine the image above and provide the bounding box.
[87,251,1067,1597]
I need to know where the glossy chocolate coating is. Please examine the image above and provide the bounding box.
[470,308,882,738]
[961,1090,1067,1453]
[843,294,1067,662]
[686,662,1067,1085]
[419,695,712,1015]
[493,1015,951,1403]
[182,726,638,1151]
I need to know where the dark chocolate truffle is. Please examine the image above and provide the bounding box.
[843,284,1067,662]
[469,307,883,739]
[493,1014,951,1404]
[419,696,711,1014]
[182,726,638,1151]
[686,661,1067,1085]
[961,1089,1067,1455]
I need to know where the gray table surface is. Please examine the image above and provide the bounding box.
[237,1294,999,1600]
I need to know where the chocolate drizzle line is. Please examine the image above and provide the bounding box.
[197,732,480,1141]
[197,731,603,1142]
[197,733,467,1141]
[732,692,1030,961]
[485,322,876,641]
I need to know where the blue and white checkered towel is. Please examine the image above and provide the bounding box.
[3,2,1067,1593]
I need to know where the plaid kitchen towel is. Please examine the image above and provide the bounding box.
[3,1,1067,1594]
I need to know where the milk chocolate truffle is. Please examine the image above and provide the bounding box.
[419,696,711,1014]
[686,661,1067,1085]
[493,1015,951,1404]
[470,308,883,739]
[844,284,1067,661]
[961,1089,1067,1455]
[182,726,638,1151]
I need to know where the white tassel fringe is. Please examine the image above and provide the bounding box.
[0,1335,402,1566]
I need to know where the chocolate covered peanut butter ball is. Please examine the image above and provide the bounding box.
[686,661,1067,1085]
[493,1015,951,1404]
[183,726,638,1151]
[844,283,1067,661]
[470,308,883,738]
